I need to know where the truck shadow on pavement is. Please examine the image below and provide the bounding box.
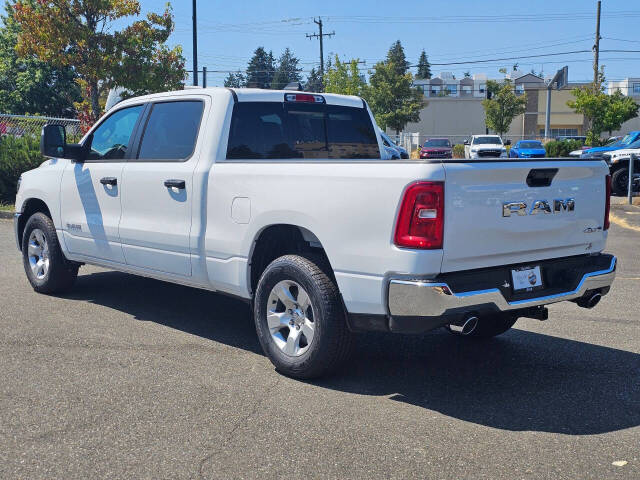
[68,270,640,436]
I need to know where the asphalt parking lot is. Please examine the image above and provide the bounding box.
[1,212,639,480]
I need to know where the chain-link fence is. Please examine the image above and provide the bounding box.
[0,114,81,140]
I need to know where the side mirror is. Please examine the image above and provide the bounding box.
[463,140,469,146]
[40,124,66,158]
[40,124,85,161]
[505,139,512,146]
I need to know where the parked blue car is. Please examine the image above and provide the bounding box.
[581,131,640,159]
[509,140,546,158]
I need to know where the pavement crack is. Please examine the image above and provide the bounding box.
[197,374,281,479]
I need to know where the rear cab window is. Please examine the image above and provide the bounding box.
[226,97,380,160]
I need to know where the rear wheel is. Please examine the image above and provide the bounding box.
[254,255,352,379]
[446,314,517,339]
[611,167,629,196]
[22,212,79,294]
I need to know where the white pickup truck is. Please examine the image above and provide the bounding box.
[14,87,616,379]
[464,134,508,159]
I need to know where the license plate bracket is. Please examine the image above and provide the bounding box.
[511,265,543,292]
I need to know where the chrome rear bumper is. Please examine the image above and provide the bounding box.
[388,256,616,318]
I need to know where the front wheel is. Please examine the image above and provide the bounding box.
[254,255,352,379]
[611,167,629,196]
[22,212,79,294]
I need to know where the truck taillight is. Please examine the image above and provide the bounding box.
[604,174,611,230]
[394,182,444,249]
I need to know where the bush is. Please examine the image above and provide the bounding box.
[544,139,583,158]
[0,135,44,203]
[452,144,465,158]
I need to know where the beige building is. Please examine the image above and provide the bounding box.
[401,72,640,144]
[508,74,588,139]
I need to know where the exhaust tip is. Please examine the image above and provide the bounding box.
[448,315,479,335]
[587,293,602,308]
[577,292,602,309]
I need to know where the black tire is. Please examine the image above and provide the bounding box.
[611,167,629,196]
[254,255,352,379]
[22,212,79,294]
[446,314,518,339]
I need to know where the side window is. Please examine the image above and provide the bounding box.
[87,105,143,161]
[226,103,293,159]
[137,101,204,160]
[326,105,379,159]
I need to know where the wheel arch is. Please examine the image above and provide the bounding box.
[16,198,52,252]
[247,224,334,296]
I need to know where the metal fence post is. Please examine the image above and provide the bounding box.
[629,153,636,205]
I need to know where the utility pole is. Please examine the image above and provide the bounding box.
[593,0,601,90]
[306,17,334,76]
[192,0,198,86]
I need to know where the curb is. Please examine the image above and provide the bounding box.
[0,211,14,219]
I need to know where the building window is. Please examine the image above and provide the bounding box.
[479,84,486,94]
[515,84,525,96]
[446,84,457,95]
[431,85,441,96]
[462,86,472,95]
[538,128,579,137]
[633,83,640,95]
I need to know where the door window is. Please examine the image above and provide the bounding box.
[87,105,143,160]
[137,101,204,160]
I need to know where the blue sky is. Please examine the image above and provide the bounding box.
[137,0,640,87]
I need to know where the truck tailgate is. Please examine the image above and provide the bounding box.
[441,160,609,272]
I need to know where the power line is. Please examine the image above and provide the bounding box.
[604,37,640,44]
[323,11,640,24]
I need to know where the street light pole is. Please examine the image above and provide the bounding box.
[192,0,198,86]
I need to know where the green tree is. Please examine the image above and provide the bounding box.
[386,40,410,76]
[304,67,323,92]
[567,70,609,145]
[569,70,639,143]
[482,79,527,138]
[270,48,302,90]
[224,71,245,88]
[323,56,366,97]
[602,90,639,136]
[13,0,185,123]
[245,47,275,89]
[567,86,607,145]
[366,60,424,134]
[0,1,81,116]
[415,50,431,79]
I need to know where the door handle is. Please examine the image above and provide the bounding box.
[164,179,186,189]
[100,177,117,186]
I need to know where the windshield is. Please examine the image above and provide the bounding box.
[473,136,503,145]
[517,141,543,149]
[625,138,640,149]
[380,132,397,147]
[424,139,451,147]
[620,133,636,146]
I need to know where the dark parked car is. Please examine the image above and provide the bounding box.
[420,138,452,159]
